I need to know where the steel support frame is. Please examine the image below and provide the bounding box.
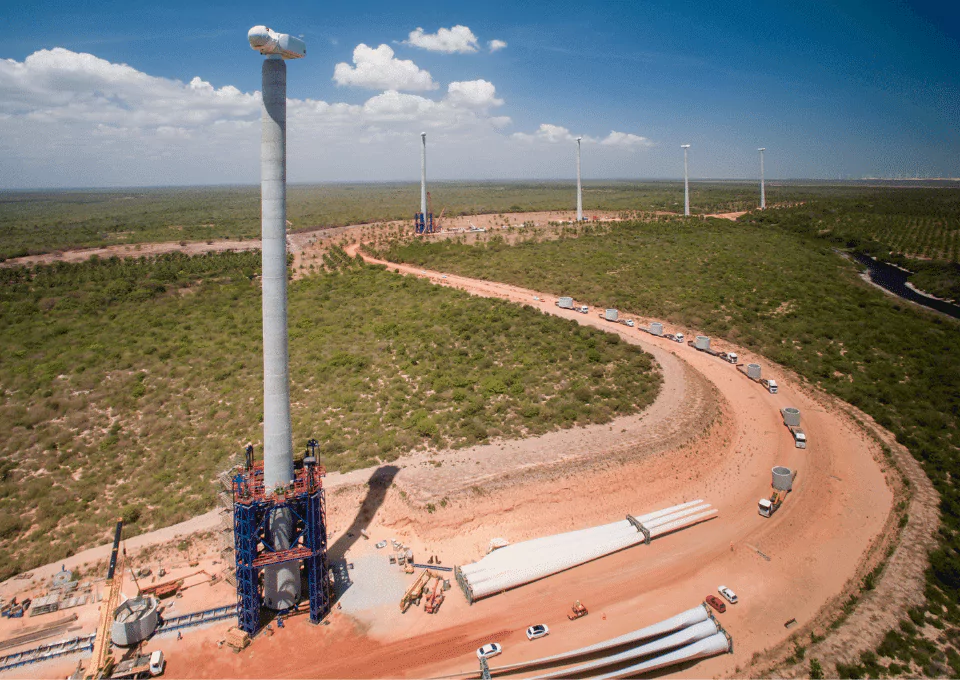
[233,469,330,635]
[414,212,434,234]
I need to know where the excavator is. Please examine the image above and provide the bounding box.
[400,569,435,613]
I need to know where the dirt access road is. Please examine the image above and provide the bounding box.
[165,248,895,679]
[2,214,930,679]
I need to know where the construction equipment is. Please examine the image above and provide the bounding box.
[759,467,797,518]
[567,600,588,620]
[224,627,250,653]
[1,597,30,619]
[84,520,125,680]
[423,576,445,614]
[688,336,732,361]
[400,569,434,613]
[758,489,787,518]
[436,207,445,231]
[110,651,165,679]
[788,426,807,449]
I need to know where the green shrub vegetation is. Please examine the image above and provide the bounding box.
[0,181,879,260]
[742,188,960,300]
[380,200,960,672]
[0,248,659,579]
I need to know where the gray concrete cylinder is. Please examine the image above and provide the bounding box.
[695,335,711,350]
[772,466,793,491]
[747,363,761,380]
[650,322,664,336]
[260,56,299,610]
[111,596,159,646]
[782,407,801,427]
[420,132,427,215]
[576,138,583,221]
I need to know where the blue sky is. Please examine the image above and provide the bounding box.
[1,0,957,188]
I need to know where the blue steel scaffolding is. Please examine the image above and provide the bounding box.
[233,456,330,634]
[414,212,434,234]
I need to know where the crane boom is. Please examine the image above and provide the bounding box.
[86,520,124,679]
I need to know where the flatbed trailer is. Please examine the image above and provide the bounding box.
[687,340,722,357]
[737,365,778,393]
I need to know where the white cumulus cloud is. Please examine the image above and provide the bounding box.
[488,39,508,53]
[600,131,653,147]
[404,26,480,54]
[333,43,438,91]
[512,123,580,143]
[0,47,659,188]
[513,124,653,149]
[446,80,503,109]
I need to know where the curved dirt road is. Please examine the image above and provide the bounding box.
[0,231,913,680]
[201,247,894,679]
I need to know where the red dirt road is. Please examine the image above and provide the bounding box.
[167,253,892,679]
[0,226,907,680]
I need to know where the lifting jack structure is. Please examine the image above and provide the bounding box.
[233,452,330,634]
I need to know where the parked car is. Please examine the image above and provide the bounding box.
[526,624,550,640]
[705,595,726,613]
[476,643,502,660]
[718,585,738,604]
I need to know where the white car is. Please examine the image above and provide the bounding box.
[718,585,738,604]
[526,624,549,640]
[476,643,502,660]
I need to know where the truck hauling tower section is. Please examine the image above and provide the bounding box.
[556,297,589,313]
[738,363,778,394]
[688,336,737,364]
[781,408,807,449]
[759,466,796,517]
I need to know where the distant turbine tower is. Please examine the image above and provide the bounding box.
[576,136,583,221]
[681,144,691,216]
[420,132,427,216]
[758,147,766,210]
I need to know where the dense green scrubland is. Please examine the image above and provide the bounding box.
[0,181,877,260]
[380,207,960,676]
[742,188,960,300]
[0,249,659,580]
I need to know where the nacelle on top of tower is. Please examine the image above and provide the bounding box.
[248,26,306,59]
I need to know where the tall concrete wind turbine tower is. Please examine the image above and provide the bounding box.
[420,132,427,216]
[758,147,766,210]
[681,144,691,217]
[248,24,305,611]
[576,136,583,221]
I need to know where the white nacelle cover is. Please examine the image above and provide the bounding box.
[249,26,306,59]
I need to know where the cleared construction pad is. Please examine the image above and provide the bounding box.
[455,500,717,602]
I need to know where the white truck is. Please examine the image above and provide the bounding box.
[664,332,685,343]
[761,378,778,394]
[556,297,589,313]
[111,651,165,679]
[788,426,807,449]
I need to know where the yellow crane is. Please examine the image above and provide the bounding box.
[85,519,125,679]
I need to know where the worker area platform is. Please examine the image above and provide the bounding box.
[232,456,331,634]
